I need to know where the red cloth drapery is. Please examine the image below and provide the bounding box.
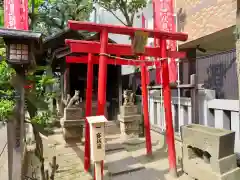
[153,0,177,83]
[4,0,28,29]
[141,13,150,85]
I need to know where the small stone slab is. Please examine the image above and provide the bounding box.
[62,119,85,127]
[106,142,125,152]
[106,138,125,152]
[111,168,162,180]
[164,172,194,180]
[118,114,141,122]
[106,150,144,176]
[123,138,145,146]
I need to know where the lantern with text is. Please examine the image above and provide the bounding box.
[0,28,42,67]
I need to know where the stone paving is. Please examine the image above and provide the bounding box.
[104,131,191,180]
[0,125,8,180]
[0,143,8,180]
[0,123,192,180]
[40,124,192,180]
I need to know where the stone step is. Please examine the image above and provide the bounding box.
[105,149,145,177]
[110,168,165,180]
[106,140,125,152]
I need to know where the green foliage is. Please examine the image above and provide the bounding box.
[0,6,3,27]
[0,38,15,121]
[0,44,15,120]
[0,61,15,89]
[0,0,92,35]
[97,0,147,26]
[0,56,58,121]
[134,67,140,73]
[0,99,14,121]
[0,0,3,26]
[31,111,54,128]
[32,0,93,36]
[25,66,59,115]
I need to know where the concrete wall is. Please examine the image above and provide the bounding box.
[176,0,237,43]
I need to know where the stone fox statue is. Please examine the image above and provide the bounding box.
[129,92,135,105]
[66,90,80,108]
[123,90,130,105]
[123,90,135,106]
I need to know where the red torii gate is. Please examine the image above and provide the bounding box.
[65,20,188,177]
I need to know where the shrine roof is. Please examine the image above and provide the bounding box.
[45,29,116,71]
[0,28,42,42]
[0,28,43,52]
[43,28,86,51]
[43,28,116,52]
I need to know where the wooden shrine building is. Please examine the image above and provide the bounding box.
[41,29,122,120]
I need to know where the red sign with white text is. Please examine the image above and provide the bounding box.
[153,0,177,83]
[4,0,20,28]
[4,0,28,30]
[141,13,150,85]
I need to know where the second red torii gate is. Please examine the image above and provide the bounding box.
[65,20,188,178]
[65,39,186,58]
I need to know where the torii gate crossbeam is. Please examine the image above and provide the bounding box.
[65,20,188,179]
[65,39,186,58]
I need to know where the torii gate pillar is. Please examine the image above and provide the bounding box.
[97,29,108,116]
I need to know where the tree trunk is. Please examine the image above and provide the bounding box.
[26,99,38,119]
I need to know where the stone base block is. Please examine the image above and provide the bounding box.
[61,119,85,127]
[118,114,141,122]
[211,154,238,174]
[118,105,141,142]
[120,105,138,117]
[64,108,84,120]
[181,124,235,159]
[182,145,238,175]
[60,118,85,141]
[183,157,240,180]
[119,119,140,140]
[62,126,83,141]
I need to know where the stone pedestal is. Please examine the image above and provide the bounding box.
[60,107,85,141]
[181,124,240,180]
[118,105,141,141]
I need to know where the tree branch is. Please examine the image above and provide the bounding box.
[101,6,128,26]
[130,12,135,26]
[119,0,132,26]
